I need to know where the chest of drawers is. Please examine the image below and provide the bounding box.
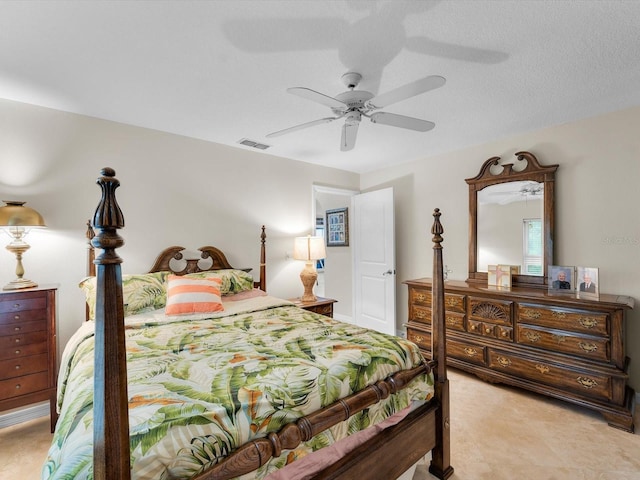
[405,278,635,432]
[0,286,57,431]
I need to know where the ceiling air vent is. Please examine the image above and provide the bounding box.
[238,138,270,150]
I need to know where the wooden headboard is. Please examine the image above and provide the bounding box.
[86,223,267,292]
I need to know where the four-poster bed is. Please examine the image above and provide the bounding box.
[43,168,452,479]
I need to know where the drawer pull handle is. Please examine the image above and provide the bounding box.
[14,326,21,331]
[496,356,511,367]
[552,311,567,319]
[501,330,509,337]
[524,331,541,342]
[551,334,566,343]
[464,347,479,357]
[15,338,21,344]
[578,342,598,353]
[15,364,21,370]
[577,377,598,389]
[485,328,492,334]
[521,309,541,319]
[15,384,21,389]
[13,303,21,309]
[578,317,598,329]
[416,293,427,302]
[15,350,21,355]
[470,324,477,331]
[14,315,20,320]
[535,364,550,374]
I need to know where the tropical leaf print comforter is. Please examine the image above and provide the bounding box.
[43,296,434,479]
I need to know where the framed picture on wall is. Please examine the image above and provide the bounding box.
[326,207,349,247]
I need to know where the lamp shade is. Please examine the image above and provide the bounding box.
[293,236,326,261]
[0,201,46,227]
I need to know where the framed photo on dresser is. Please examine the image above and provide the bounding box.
[577,266,599,299]
[548,265,575,292]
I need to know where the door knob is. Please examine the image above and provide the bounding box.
[383,269,396,276]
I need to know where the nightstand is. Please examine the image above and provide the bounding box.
[289,296,337,318]
[0,286,57,432]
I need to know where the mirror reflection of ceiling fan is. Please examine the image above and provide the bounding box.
[266,72,446,151]
[480,181,544,205]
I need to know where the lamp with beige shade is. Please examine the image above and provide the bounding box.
[293,235,325,302]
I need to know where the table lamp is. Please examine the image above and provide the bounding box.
[293,235,325,302]
[0,200,46,290]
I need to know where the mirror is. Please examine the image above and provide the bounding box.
[466,151,558,289]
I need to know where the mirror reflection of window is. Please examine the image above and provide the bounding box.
[523,218,542,274]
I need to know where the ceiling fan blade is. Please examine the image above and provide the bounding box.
[287,87,347,109]
[266,117,338,138]
[341,121,359,151]
[370,112,435,132]
[366,75,446,109]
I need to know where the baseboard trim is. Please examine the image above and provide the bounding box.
[333,313,352,324]
[0,402,49,429]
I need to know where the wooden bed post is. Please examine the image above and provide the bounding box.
[91,168,131,480]
[259,225,266,292]
[429,209,454,479]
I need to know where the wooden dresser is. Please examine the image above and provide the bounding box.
[0,286,57,432]
[405,278,635,432]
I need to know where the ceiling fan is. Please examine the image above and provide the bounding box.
[266,72,446,151]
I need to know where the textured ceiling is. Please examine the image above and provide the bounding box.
[1,1,639,173]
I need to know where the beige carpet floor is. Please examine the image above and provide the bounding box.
[2,369,638,479]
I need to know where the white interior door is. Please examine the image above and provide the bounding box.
[353,187,395,335]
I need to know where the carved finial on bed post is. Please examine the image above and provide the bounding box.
[429,208,453,479]
[91,168,131,480]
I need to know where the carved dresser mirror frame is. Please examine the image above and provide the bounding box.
[466,151,559,289]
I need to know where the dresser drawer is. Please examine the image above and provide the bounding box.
[469,297,513,326]
[444,311,465,332]
[444,293,466,313]
[0,295,47,314]
[408,287,430,307]
[0,341,48,361]
[407,326,431,351]
[517,305,608,336]
[0,308,48,326]
[409,304,431,325]
[517,325,610,363]
[0,353,48,379]
[0,330,48,350]
[448,339,486,366]
[0,371,49,400]
[0,320,46,337]
[487,349,612,401]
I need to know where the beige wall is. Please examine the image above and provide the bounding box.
[0,99,359,362]
[361,105,640,392]
[2,97,639,401]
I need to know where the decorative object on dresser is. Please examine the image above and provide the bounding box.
[293,235,326,302]
[0,201,46,290]
[405,279,635,433]
[0,286,57,432]
[288,296,337,318]
[467,151,558,289]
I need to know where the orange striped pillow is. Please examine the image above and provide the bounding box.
[165,275,224,316]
